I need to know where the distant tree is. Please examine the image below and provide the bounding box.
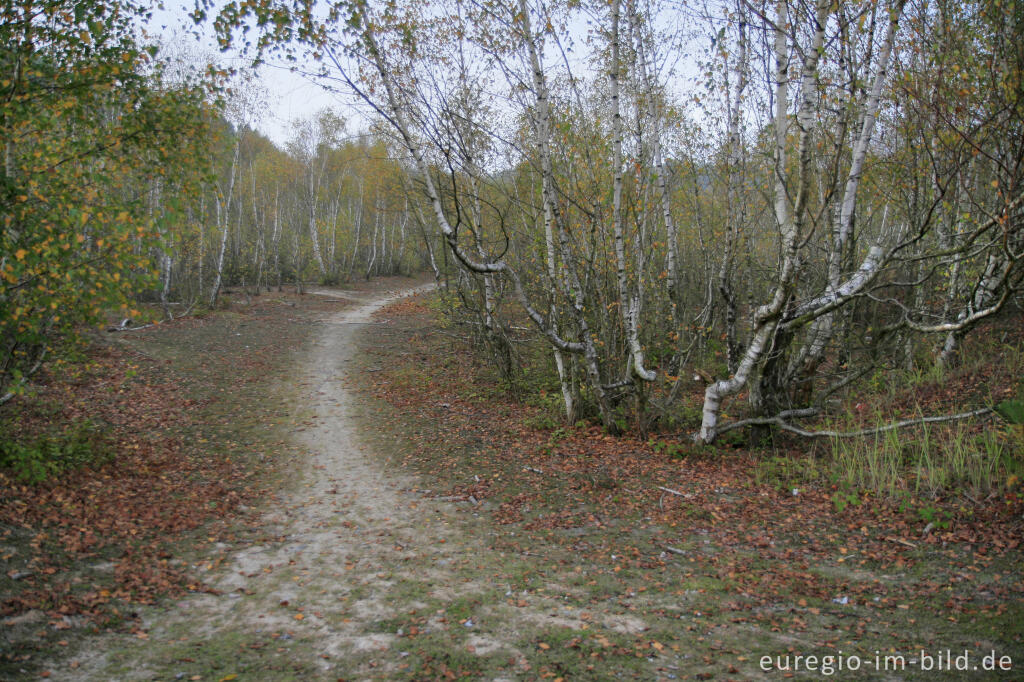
[200,0,1022,443]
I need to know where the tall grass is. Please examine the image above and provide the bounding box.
[753,406,1022,503]
[758,330,1024,503]
[833,426,904,497]
[832,419,1017,500]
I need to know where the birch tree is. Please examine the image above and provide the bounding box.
[201,0,1022,442]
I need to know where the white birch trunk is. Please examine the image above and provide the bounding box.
[698,0,831,442]
[365,206,379,279]
[308,171,326,278]
[718,3,749,373]
[209,138,239,308]
[610,0,655,383]
[271,187,282,291]
[801,0,904,367]
[348,182,363,280]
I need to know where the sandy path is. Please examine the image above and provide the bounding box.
[53,283,497,679]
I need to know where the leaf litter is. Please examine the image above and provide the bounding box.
[3,280,1021,680]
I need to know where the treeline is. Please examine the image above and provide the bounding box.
[0,0,425,403]
[154,112,423,314]
[208,0,1023,441]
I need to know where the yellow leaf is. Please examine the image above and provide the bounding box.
[538,642,550,650]
[14,249,26,261]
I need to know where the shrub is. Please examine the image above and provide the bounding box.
[0,419,110,484]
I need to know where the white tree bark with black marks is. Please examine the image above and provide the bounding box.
[610,0,655,384]
[698,0,831,443]
[799,0,906,370]
[209,137,240,308]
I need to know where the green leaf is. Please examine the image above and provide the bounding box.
[995,400,1024,425]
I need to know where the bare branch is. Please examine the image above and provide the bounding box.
[716,407,994,439]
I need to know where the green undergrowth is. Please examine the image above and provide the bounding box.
[0,417,110,484]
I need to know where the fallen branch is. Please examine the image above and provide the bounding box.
[715,407,993,440]
[664,546,687,556]
[657,485,691,498]
[108,323,156,333]
[885,536,918,549]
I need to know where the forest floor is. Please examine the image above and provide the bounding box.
[2,280,1022,680]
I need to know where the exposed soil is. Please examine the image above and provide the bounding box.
[36,283,571,680]
[14,282,1024,681]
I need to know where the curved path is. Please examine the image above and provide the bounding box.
[53,283,510,679]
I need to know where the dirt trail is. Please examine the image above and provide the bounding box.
[52,283,512,680]
[47,282,688,680]
[33,281,1020,680]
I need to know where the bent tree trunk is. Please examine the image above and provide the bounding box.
[697,0,830,443]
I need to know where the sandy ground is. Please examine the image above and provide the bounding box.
[33,281,1023,681]
[49,283,505,679]
[43,281,680,681]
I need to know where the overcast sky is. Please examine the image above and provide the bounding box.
[145,1,706,150]
[148,0,366,146]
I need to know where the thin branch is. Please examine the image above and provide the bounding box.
[717,407,993,439]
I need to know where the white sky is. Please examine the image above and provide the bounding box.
[147,0,363,146]
[144,1,709,150]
